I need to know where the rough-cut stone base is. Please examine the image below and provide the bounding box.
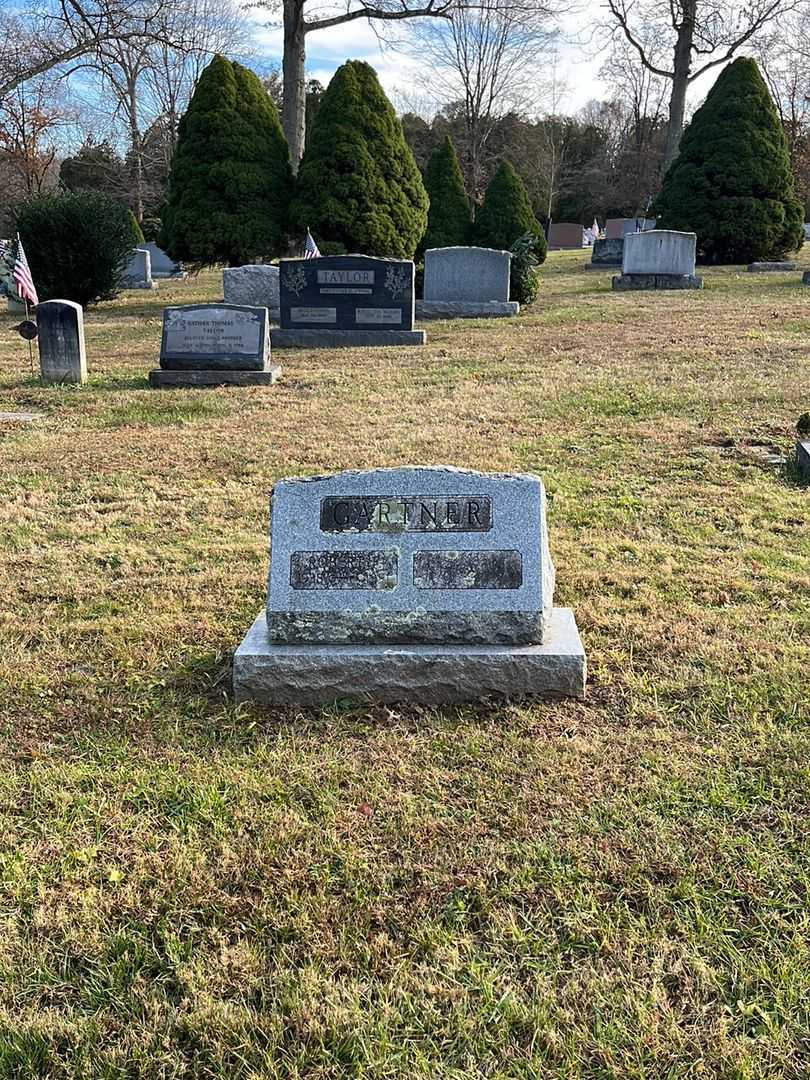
[612,273,703,291]
[149,366,281,388]
[271,329,426,348]
[234,607,586,706]
[747,261,796,272]
[415,300,519,319]
[797,440,810,478]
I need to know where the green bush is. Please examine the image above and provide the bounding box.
[474,161,544,257]
[654,58,804,264]
[422,136,470,251]
[291,61,428,258]
[15,190,142,307]
[160,55,292,267]
[509,233,541,305]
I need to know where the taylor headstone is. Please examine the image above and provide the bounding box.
[148,303,280,388]
[37,300,87,385]
[417,246,518,319]
[273,255,425,347]
[234,466,586,705]
[223,265,280,319]
[613,230,702,290]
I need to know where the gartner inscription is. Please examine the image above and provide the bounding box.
[320,495,492,533]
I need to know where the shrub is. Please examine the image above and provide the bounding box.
[291,61,428,258]
[160,55,292,267]
[15,190,142,307]
[509,233,541,305]
[654,58,804,264]
[474,161,544,256]
[422,136,470,251]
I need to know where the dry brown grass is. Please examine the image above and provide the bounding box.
[0,251,807,1078]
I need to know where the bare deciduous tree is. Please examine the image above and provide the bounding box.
[404,0,557,200]
[604,0,793,168]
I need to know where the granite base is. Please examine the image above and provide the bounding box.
[415,300,519,319]
[271,329,426,348]
[797,440,810,478]
[233,607,586,706]
[149,366,281,388]
[612,273,703,291]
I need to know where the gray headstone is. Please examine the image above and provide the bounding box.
[548,223,585,249]
[223,265,280,313]
[605,218,656,240]
[158,304,270,371]
[279,255,415,331]
[264,467,555,647]
[120,248,154,289]
[37,300,87,384]
[423,247,511,302]
[746,261,796,272]
[591,238,624,266]
[797,440,810,479]
[623,230,696,275]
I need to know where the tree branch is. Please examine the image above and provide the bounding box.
[306,0,454,32]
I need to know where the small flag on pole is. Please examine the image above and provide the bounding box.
[13,234,38,306]
[303,228,321,259]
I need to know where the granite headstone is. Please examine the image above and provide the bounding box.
[548,223,585,250]
[417,246,518,318]
[234,466,586,705]
[120,248,154,289]
[273,255,425,347]
[223,265,280,319]
[589,238,624,267]
[149,303,280,388]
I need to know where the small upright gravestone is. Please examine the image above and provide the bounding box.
[223,265,280,320]
[272,255,425,348]
[141,241,185,279]
[148,304,280,388]
[605,218,656,239]
[417,247,518,319]
[37,300,87,384]
[797,440,810,479]
[589,238,624,267]
[120,248,155,290]
[234,466,586,706]
[612,230,703,290]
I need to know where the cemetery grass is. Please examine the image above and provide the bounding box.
[0,251,808,1079]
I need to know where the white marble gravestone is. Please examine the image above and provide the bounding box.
[613,230,702,290]
[234,466,586,706]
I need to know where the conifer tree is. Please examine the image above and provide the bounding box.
[422,136,471,250]
[474,161,545,259]
[654,57,803,264]
[160,55,292,267]
[290,61,428,258]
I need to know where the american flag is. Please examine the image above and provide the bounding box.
[13,235,38,306]
[303,228,321,259]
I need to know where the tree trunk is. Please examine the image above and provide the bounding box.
[662,3,695,171]
[283,0,307,171]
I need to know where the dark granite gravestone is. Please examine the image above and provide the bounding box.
[589,238,624,267]
[272,255,425,347]
[149,304,280,388]
[233,466,586,706]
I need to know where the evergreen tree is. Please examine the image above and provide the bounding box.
[422,136,471,250]
[654,57,803,264]
[290,61,428,258]
[474,160,545,260]
[160,55,292,267]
